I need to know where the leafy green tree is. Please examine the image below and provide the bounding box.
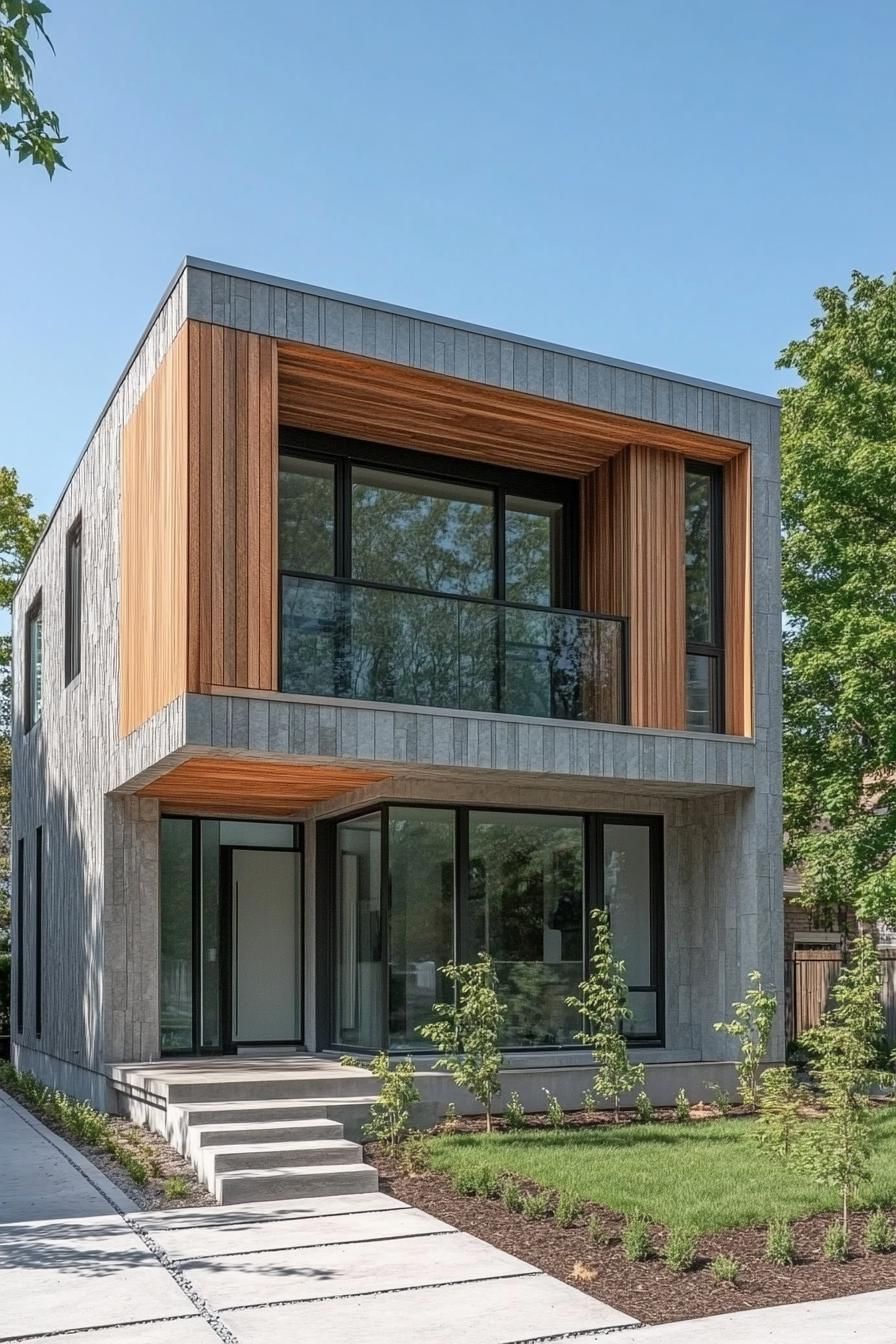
[566,907,644,1120]
[357,1053,420,1156]
[714,971,777,1108]
[417,953,506,1132]
[780,273,896,922]
[800,935,887,1236]
[1,1,66,176]
[0,468,43,1034]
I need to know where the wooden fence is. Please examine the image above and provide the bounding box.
[785,948,896,1042]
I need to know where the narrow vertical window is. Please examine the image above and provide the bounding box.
[684,465,723,732]
[65,518,82,684]
[15,837,24,1034]
[34,826,43,1039]
[25,595,42,730]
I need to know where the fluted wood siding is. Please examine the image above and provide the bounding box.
[724,448,753,736]
[584,446,686,731]
[189,321,278,696]
[120,328,190,737]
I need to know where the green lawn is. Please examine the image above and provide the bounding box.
[428,1110,896,1233]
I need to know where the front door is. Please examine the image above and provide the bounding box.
[226,847,301,1049]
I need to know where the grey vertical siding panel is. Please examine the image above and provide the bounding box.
[324,299,344,349]
[302,293,320,344]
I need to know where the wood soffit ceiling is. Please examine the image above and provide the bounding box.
[276,341,745,475]
[138,757,392,816]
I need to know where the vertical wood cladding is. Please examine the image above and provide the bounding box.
[120,327,190,737]
[190,321,278,697]
[724,448,753,736]
[120,320,278,735]
[582,444,753,735]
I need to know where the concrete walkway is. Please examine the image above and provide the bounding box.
[617,1289,896,1342]
[0,1088,634,1342]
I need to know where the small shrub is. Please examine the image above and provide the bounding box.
[662,1225,698,1272]
[588,1213,609,1246]
[622,1211,653,1262]
[542,1089,566,1128]
[865,1209,896,1253]
[164,1176,191,1200]
[555,1193,585,1228]
[452,1168,482,1197]
[503,1091,526,1130]
[707,1083,733,1117]
[765,1218,796,1266]
[823,1221,849,1262]
[472,1167,500,1198]
[521,1189,553,1220]
[362,1054,421,1155]
[441,1102,459,1135]
[499,1175,524,1213]
[634,1091,655,1124]
[714,970,778,1108]
[398,1131,432,1175]
[710,1253,741,1284]
[674,1089,690,1123]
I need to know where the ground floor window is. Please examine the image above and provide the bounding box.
[324,805,663,1053]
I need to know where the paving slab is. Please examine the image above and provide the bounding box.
[7,1320,220,1344]
[132,1189,401,1231]
[0,1214,198,1339]
[178,1228,537,1310]
[220,1273,638,1343]
[0,1090,135,1222]
[140,1203,452,1260]
[618,1287,896,1342]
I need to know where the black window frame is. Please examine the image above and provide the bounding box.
[684,461,724,733]
[15,837,24,1035]
[65,516,82,685]
[34,825,43,1040]
[316,800,665,1055]
[24,592,42,732]
[278,428,580,610]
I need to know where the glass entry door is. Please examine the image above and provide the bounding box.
[225,847,302,1049]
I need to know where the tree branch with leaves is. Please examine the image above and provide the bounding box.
[1,0,66,176]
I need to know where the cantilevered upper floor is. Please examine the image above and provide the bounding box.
[13,258,781,808]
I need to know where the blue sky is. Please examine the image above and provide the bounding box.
[4,0,896,515]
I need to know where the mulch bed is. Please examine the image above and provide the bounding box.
[368,1121,896,1326]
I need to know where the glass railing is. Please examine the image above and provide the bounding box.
[280,574,627,724]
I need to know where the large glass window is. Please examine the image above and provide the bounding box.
[602,821,659,1038]
[505,496,563,607]
[388,807,455,1048]
[464,812,585,1047]
[352,467,495,597]
[279,456,335,576]
[335,813,383,1051]
[328,805,662,1054]
[328,805,661,1053]
[685,464,723,732]
[160,819,194,1054]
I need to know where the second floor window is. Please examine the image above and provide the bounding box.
[25,596,42,731]
[274,432,615,721]
[684,464,723,732]
[65,518,82,684]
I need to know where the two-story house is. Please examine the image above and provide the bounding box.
[11,259,782,1142]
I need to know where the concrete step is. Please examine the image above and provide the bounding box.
[191,1118,345,1149]
[165,1072,377,1104]
[216,1161,379,1205]
[200,1138,363,1188]
[170,1095,379,1144]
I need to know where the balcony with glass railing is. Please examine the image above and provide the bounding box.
[280,574,627,724]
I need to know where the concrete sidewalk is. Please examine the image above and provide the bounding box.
[615,1289,896,1342]
[0,1088,634,1342]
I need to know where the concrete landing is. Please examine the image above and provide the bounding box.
[618,1289,896,1342]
